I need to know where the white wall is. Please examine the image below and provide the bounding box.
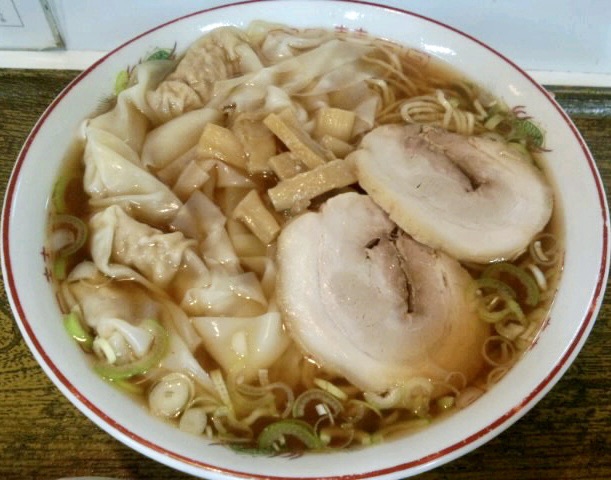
[2,0,610,85]
[0,0,59,49]
[48,0,611,76]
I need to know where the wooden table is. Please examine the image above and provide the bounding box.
[0,69,610,480]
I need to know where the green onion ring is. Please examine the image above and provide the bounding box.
[257,419,324,451]
[293,388,344,418]
[63,310,93,351]
[472,277,517,299]
[477,292,525,323]
[482,262,540,306]
[93,319,168,381]
[52,214,88,257]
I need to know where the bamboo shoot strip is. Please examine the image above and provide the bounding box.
[269,152,306,180]
[233,190,282,244]
[319,135,354,158]
[314,107,356,142]
[233,118,277,174]
[198,123,247,169]
[263,111,330,169]
[267,158,357,211]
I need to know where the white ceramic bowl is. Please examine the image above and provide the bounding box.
[2,1,609,479]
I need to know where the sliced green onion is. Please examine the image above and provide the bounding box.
[179,407,208,435]
[236,381,294,418]
[52,175,72,213]
[486,366,510,386]
[436,396,455,411]
[232,383,277,415]
[532,240,550,263]
[525,263,548,291]
[51,214,88,257]
[93,337,116,364]
[344,399,382,422]
[148,372,195,418]
[315,403,331,417]
[93,319,168,381]
[146,48,173,61]
[53,256,68,281]
[529,233,560,267]
[495,317,527,341]
[472,277,517,299]
[318,425,370,448]
[293,388,344,418]
[112,378,145,395]
[63,310,93,351]
[257,419,324,451]
[482,335,516,366]
[313,377,348,401]
[477,291,525,323]
[482,262,540,306]
[515,316,543,350]
[484,113,504,130]
[472,98,488,119]
[511,118,545,148]
[114,69,129,95]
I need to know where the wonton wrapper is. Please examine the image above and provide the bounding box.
[141,107,221,171]
[88,205,210,297]
[193,312,290,381]
[64,262,216,392]
[84,127,181,226]
[89,60,175,152]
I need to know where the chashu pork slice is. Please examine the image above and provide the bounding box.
[350,124,554,263]
[276,192,488,393]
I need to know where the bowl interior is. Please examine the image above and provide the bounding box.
[2,1,609,479]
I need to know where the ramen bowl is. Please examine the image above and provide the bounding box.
[2,1,609,479]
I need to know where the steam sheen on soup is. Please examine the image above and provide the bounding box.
[47,21,562,453]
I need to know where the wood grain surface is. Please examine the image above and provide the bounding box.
[0,69,609,480]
